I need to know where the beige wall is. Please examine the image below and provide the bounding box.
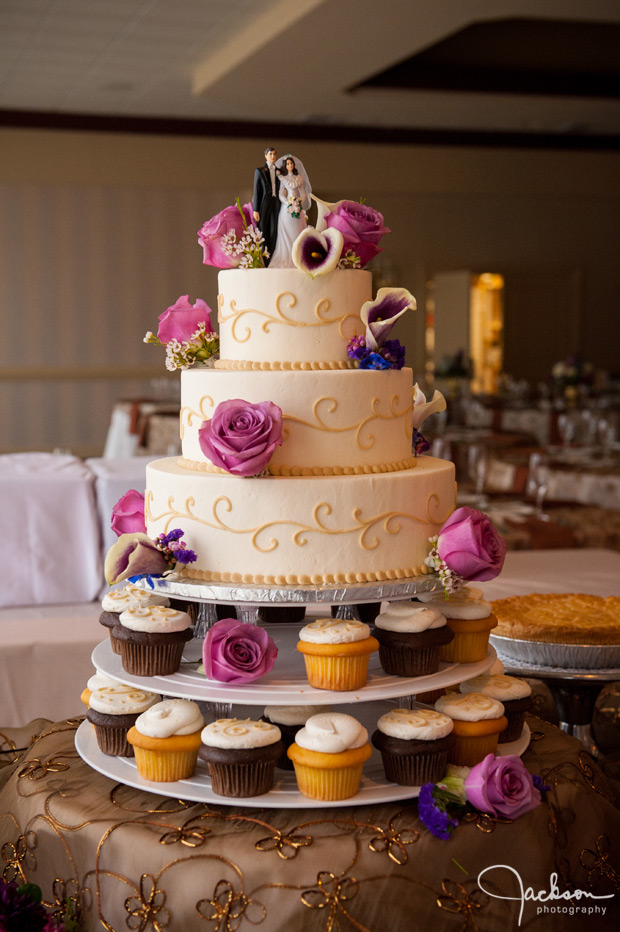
[1,127,619,455]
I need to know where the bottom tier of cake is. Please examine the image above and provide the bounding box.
[145,455,456,585]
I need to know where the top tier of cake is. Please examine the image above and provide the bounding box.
[215,268,370,369]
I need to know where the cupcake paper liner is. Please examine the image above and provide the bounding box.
[208,761,277,797]
[133,747,199,782]
[302,653,370,691]
[449,732,500,767]
[378,643,441,677]
[93,723,134,758]
[439,630,491,664]
[292,761,365,800]
[499,711,527,743]
[379,748,449,786]
[119,639,186,676]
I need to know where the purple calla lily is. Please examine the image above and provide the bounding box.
[292,227,344,277]
[360,288,416,350]
[104,532,168,585]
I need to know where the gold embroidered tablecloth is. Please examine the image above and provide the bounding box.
[1,717,619,932]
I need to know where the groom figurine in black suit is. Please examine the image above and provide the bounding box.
[252,146,280,266]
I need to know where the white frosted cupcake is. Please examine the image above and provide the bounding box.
[418,587,497,663]
[460,674,532,742]
[435,691,507,766]
[200,718,284,797]
[296,619,379,691]
[261,705,331,770]
[372,708,455,785]
[127,699,204,782]
[86,683,160,757]
[100,585,170,654]
[115,605,193,676]
[80,672,120,708]
[287,712,372,800]
[374,602,454,676]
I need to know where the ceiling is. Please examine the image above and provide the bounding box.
[1,0,620,148]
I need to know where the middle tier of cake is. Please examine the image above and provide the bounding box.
[180,366,417,474]
[145,455,456,585]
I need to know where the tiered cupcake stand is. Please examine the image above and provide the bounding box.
[76,576,530,808]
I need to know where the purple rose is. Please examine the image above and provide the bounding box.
[111,489,146,537]
[437,506,506,582]
[203,618,278,684]
[198,398,282,477]
[104,532,168,585]
[197,201,256,269]
[157,294,213,345]
[324,200,391,266]
[465,754,541,819]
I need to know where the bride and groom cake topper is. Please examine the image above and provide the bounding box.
[252,146,312,268]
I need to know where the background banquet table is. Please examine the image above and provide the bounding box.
[0,715,618,930]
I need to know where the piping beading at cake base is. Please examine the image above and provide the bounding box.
[214,359,355,371]
[176,564,432,586]
[177,455,419,477]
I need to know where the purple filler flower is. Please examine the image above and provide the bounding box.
[292,227,344,277]
[0,881,50,931]
[359,352,392,370]
[418,783,459,840]
[198,398,282,477]
[360,288,416,351]
[203,618,278,684]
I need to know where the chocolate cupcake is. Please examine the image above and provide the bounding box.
[372,707,455,785]
[86,683,160,756]
[261,704,331,770]
[115,605,193,676]
[100,585,170,654]
[200,718,284,797]
[459,674,532,743]
[373,603,453,677]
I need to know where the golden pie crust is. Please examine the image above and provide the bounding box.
[491,593,620,645]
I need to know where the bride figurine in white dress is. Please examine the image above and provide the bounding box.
[268,154,312,268]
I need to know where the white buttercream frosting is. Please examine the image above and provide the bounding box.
[298,618,370,644]
[101,585,169,613]
[89,684,160,716]
[86,673,119,692]
[264,704,331,726]
[201,718,281,749]
[294,712,368,754]
[377,708,454,741]
[134,699,204,738]
[119,605,192,633]
[460,674,531,701]
[375,602,446,632]
[435,691,504,721]
[417,586,492,620]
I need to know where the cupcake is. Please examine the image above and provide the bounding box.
[115,605,193,676]
[287,712,372,800]
[435,692,507,767]
[86,683,160,756]
[418,587,497,663]
[261,704,331,770]
[80,672,120,708]
[372,707,455,785]
[200,718,284,797]
[296,619,379,691]
[459,674,532,743]
[100,584,169,654]
[126,699,204,782]
[373,602,454,676]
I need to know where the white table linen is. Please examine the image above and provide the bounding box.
[0,453,102,607]
[86,455,157,558]
[480,548,620,601]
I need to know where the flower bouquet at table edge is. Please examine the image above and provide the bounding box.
[419,756,548,840]
[104,490,196,586]
[0,879,79,931]
[425,506,507,597]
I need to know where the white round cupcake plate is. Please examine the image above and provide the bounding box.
[92,626,497,706]
[75,717,530,810]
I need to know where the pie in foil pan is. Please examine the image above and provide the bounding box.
[490,634,620,670]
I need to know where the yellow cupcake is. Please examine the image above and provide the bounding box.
[287,712,372,800]
[127,699,204,782]
[435,692,507,767]
[418,587,496,663]
[296,619,378,691]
